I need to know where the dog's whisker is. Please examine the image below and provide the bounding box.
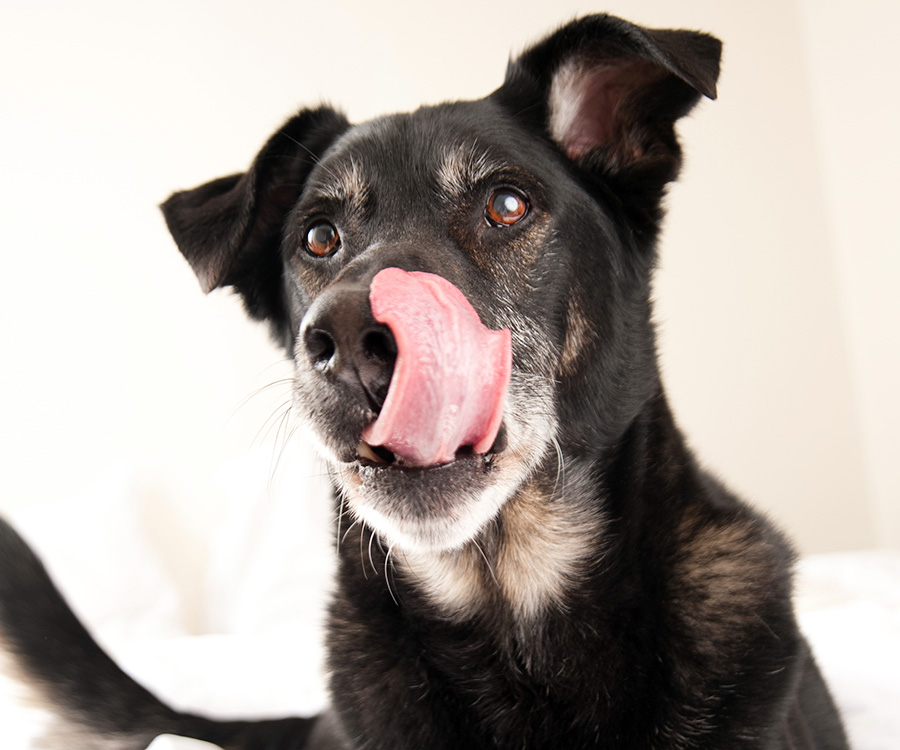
[367,529,378,575]
[275,130,325,164]
[228,373,294,419]
[250,401,293,454]
[273,404,299,451]
[339,514,360,548]
[359,525,369,580]
[383,546,399,607]
[335,488,349,552]
[472,538,500,590]
[255,399,292,451]
[550,435,566,496]
[272,130,348,187]
[266,417,305,494]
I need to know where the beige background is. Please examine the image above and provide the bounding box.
[1,0,897,557]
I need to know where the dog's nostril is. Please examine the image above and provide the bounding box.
[361,326,397,365]
[357,325,397,411]
[305,328,336,371]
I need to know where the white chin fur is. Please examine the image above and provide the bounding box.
[343,478,513,554]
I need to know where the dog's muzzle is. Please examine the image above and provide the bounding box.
[300,267,511,467]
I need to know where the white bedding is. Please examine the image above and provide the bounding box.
[1,456,897,749]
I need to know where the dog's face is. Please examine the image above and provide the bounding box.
[284,106,566,552]
[162,16,720,553]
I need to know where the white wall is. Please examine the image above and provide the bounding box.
[0,0,893,555]
[797,0,900,550]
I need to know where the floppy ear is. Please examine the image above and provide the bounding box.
[495,14,721,187]
[161,106,349,341]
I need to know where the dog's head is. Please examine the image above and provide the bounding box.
[162,15,720,553]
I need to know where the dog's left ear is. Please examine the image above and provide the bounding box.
[495,14,721,186]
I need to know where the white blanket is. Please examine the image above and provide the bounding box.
[1,456,897,749]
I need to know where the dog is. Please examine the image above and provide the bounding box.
[0,13,850,750]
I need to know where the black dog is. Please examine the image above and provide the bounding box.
[0,13,850,750]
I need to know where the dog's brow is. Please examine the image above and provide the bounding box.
[316,159,370,210]
[436,145,506,198]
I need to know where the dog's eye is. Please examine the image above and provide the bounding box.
[485,189,528,227]
[305,221,341,257]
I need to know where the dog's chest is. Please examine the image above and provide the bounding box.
[328,602,646,750]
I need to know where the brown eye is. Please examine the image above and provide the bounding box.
[305,221,341,257]
[486,189,528,227]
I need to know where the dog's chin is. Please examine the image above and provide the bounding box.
[332,443,514,553]
[305,373,559,553]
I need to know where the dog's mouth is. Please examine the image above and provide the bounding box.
[357,439,396,466]
[343,423,515,552]
[355,440,475,468]
[355,423,508,469]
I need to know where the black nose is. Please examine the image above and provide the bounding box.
[301,286,397,411]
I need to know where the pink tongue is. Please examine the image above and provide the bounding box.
[361,268,512,467]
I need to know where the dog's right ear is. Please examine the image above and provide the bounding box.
[161,107,349,338]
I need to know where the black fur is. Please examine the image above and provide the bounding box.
[0,14,849,750]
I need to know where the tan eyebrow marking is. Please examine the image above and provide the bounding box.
[436,144,506,198]
[315,158,370,213]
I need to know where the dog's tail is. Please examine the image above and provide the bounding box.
[0,517,318,750]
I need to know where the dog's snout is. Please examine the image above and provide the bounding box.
[301,289,396,412]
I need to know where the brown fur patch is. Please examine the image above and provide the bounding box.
[559,294,595,376]
[670,509,789,656]
[400,465,602,621]
[495,480,602,618]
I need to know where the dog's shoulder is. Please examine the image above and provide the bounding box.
[650,473,805,740]
[668,481,797,640]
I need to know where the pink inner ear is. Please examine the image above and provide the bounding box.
[549,58,662,162]
[562,75,620,159]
